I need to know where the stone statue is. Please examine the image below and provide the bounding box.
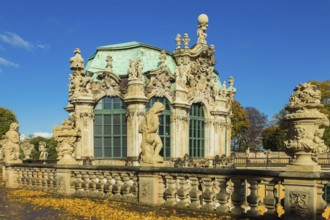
[20,140,34,160]
[159,50,167,68]
[139,102,165,164]
[39,141,48,160]
[128,60,138,80]
[3,122,22,163]
[197,14,208,45]
[175,34,181,49]
[183,33,190,48]
[284,82,329,169]
[105,55,113,72]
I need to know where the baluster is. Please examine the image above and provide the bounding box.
[104,172,113,197]
[216,177,230,213]
[231,178,245,215]
[42,170,49,191]
[158,176,165,204]
[121,173,131,199]
[32,169,38,188]
[27,169,33,188]
[82,172,91,195]
[37,169,43,189]
[16,169,22,187]
[130,174,138,199]
[113,173,122,198]
[201,177,215,211]
[90,172,97,194]
[316,181,327,220]
[189,176,202,209]
[97,172,105,196]
[263,180,276,218]
[21,169,27,186]
[177,176,189,207]
[164,175,177,206]
[75,172,83,194]
[274,181,284,217]
[246,179,260,217]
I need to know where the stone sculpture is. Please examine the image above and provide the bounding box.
[139,102,165,164]
[197,14,208,45]
[183,33,190,48]
[128,59,143,80]
[20,140,34,160]
[53,119,80,164]
[105,55,113,72]
[175,34,181,49]
[283,82,329,170]
[3,122,22,163]
[39,141,48,160]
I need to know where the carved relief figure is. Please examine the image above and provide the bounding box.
[105,55,113,72]
[139,102,165,164]
[39,141,48,160]
[128,60,138,80]
[3,122,21,162]
[20,140,34,160]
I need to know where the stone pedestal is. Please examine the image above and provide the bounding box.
[281,176,320,220]
[5,167,18,188]
[138,172,160,205]
[56,169,73,195]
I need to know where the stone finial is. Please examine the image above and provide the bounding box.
[139,102,165,164]
[105,55,113,72]
[183,33,190,48]
[283,82,329,170]
[197,14,209,45]
[176,34,182,49]
[70,48,84,71]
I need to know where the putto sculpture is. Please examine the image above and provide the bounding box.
[20,140,34,160]
[39,141,48,160]
[3,122,22,163]
[139,102,165,164]
[284,82,329,171]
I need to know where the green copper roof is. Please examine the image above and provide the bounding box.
[85,41,177,76]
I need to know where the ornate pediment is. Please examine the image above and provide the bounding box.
[144,50,175,98]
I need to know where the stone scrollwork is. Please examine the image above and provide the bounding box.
[289,192,308,218]
[53,118,80,164]
[141,182,152,200]
[145,50,175,98]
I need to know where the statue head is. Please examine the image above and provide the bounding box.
[10,122,19,131]
[150,102,165,115]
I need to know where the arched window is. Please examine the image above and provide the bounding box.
[94,96,127,158]
[189,103,205,158]
[146,97,171,159]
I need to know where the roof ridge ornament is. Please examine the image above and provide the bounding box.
[70,48,84,71]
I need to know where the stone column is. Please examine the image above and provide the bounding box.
[204,117,214,158]
[211,112,228,156]
[71,96,95,159]
[171,104,189,158]
[125,79,147,160]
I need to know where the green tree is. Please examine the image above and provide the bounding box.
[261,125,286,151]
[0,107,17,138]
[231,101,250,152]
[28,136,57,160]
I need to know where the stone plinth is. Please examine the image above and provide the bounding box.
[138,172,160,205]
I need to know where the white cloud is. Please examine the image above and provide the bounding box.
[33,132,52,138]
[0,32,33,49]
[0,57,19,67]
[0,32,49,51]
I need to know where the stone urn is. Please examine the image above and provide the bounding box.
[283,83,329,172]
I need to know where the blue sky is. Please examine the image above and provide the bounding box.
[0,0,329,137]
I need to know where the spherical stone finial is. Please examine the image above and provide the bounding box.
[198,14,209,24]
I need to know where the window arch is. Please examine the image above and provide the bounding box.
[189,103,205,158]
[146,97,171,159]
[94,96,127,158]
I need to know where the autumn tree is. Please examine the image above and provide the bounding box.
[261,125,286,151]
[231,101,250,152]
[243,107,268,151]
[0,107,17,138]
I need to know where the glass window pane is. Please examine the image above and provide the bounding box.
[104,125,111,135]
[95,100,103,109]
[114,147,121,157]
[104,148,112,157]
[104,115,111,124]
[94,125,102,136]
[122,138,127,147]
[113,115,120,124]
[122,147,127,157]
[104,103,111,109]
[94,148,102,157]
[94,137,102,147]
[113,125,120,135]
[94,115,102,125]
[113,137,120,147]
[104,137,111,147]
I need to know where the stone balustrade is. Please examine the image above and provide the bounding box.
[3,163,330,219]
